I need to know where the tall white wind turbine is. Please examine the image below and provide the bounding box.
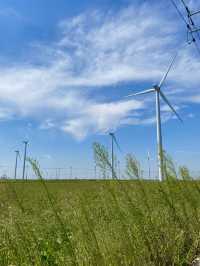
[125,54,182,181]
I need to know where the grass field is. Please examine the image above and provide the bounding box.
[1,178,200,266]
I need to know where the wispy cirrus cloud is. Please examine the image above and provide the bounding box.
[61,99,143,139]
[0,1,199,139]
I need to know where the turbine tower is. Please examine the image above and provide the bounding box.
[109,132,122,179]
[125,54,182,181]
[14,150,20,180]
[22,141,28,180]
[147,151,151,179]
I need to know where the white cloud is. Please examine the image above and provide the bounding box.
[40,119,55,130]
[58,5,179,86]
[61,99,143,140]
[0,1,199,139]
[187,113,195,118]
[189,94,200,103]
[0,107,13,120]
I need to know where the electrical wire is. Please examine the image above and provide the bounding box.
[180,0,200,42]
[170,0,189,26]
[180,0,189,11]
[169,0,200,57]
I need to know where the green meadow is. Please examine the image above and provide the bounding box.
[1,177,200,266]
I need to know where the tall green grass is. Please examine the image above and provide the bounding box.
[0,149,200,265]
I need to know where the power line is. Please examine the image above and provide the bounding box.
[169,0,200,56]
[182,0,200,53]
[180,0,189,11]
[190,10,200,16]
[170,0,189,25]
[180,0,200,42]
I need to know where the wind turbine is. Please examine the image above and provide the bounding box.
[125,54,182,181]
[22,140,28,180]
[147,151,151,179]
[109,132,122,179]
[14,150,20,180]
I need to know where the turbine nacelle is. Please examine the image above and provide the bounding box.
[153,85,160,91]
[109,132,122,152]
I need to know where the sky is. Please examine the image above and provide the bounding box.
[0,0,200,178]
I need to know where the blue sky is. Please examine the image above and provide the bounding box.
[0,0,200,177]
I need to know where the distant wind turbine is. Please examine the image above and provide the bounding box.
[125,54,182,181]
[22,141,28,180]
[147,151,151,179]
[14,150,20,180]
[109,132,122,179]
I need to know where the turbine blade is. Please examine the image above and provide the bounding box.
[159,90,183,123]
[112,134,122,153]
[158,52,178,88]
[125,88,155,98]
